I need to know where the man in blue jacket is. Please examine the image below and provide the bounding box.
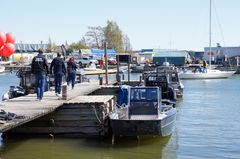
[50,52,66,96]
[31,49,49,101]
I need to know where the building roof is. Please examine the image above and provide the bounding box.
[15,43,48,52]
[91,49,116,54]
[80,49,116,55]
[154,51,190,57]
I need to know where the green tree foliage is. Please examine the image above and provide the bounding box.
[103,20,124,53]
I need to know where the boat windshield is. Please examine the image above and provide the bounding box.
[129,87,159,115]
[130,87,158,102]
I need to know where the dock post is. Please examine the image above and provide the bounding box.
[62,85,67,100]
[99,77,103,85]
[116,74,121,83]
[104,41,109,85]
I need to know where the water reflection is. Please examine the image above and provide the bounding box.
[0,135,176,159]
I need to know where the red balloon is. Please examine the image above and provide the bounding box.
[0,48,3,56]
[1,43,15,57]
[6,32,16,44]
[0,32,6,48]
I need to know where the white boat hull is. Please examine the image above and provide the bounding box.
[0,65,5,73]
[83,68,98,71]
[179,70,235,79]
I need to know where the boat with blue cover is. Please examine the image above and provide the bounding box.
[109,86,176,141]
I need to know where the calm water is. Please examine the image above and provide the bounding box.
[0,72,240,159]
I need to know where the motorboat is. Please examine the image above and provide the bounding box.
[109,86,176,141]
[83,63,99,71]
[0,61,11,65]
[0,65,5,73]
[2,86,26,101]
[179,67,235,79]
[143,70,178,104]
[179,0,234,80]
[148,63,184,98]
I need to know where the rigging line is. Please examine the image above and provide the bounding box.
[212,0,231,65]
[212,1,228,48]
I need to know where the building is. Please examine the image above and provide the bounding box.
[204,46,240,65]
[15,43,48,52]
[153,50,191,66]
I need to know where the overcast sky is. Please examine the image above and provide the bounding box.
[1,0,240,51]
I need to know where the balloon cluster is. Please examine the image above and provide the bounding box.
[0,32,16,57]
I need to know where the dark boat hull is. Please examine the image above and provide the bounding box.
[110,111,176,136]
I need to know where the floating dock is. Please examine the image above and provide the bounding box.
[0,81,117,136]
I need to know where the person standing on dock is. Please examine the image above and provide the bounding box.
[50,52,66,97]
[67,57,77,89]
[203,60,208,73]
[31,48,49,101]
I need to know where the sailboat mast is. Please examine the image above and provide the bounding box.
[209,0,212,66]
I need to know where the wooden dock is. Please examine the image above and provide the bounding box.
[0,81,108,134]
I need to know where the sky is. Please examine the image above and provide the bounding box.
[1,0,240,51]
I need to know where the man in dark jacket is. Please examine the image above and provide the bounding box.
[31,48,49,101]
[50,52,66,96]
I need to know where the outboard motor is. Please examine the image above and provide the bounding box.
[2,86,26,101]
[2,93,9,101]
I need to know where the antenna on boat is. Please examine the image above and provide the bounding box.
[209,0,212,66]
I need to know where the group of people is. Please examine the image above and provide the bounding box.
[31,49,77,101]
[185,59,208,73]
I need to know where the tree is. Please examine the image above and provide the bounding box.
[51,42,59,52]
[123,35,132,52]
[46,37,53,52]
[84,26,104,49]
[103,20,124,53]
[68,41,88,53]
[46,37,58,52]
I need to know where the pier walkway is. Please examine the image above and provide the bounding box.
[0,81,102,133]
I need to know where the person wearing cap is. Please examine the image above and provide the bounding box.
[67,57,77,89]
[31,49,49,101]
[50,52,66,97]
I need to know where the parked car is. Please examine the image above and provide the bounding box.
[78,57,98,67]
[108,58,117,65]
[97,58,117,66]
